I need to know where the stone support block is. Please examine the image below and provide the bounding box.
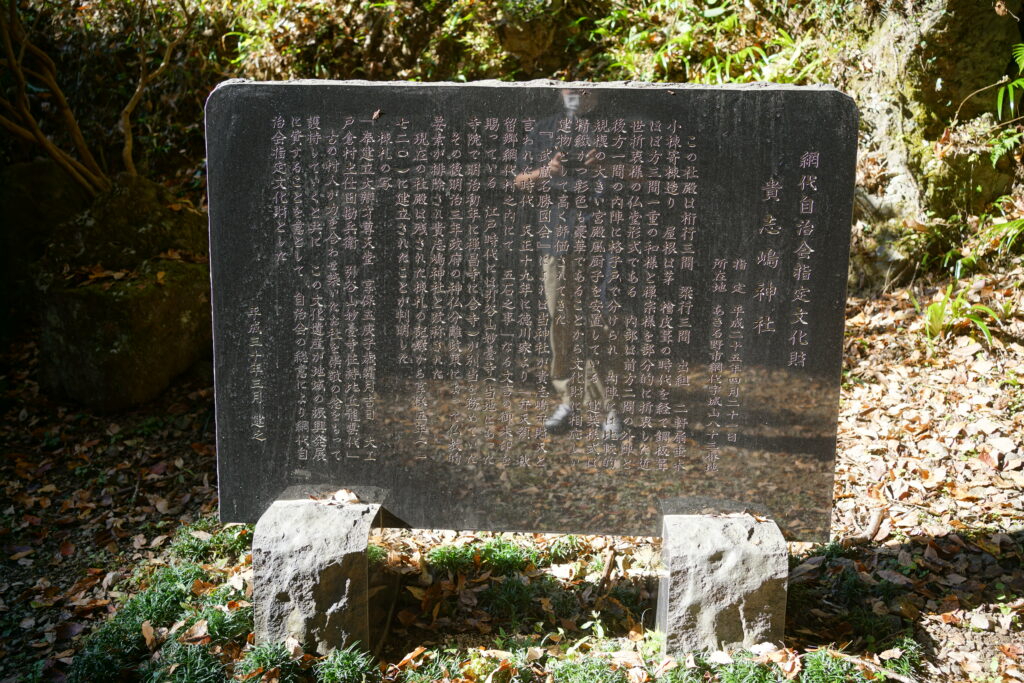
[656,514,788,654]
[253,494,378,654]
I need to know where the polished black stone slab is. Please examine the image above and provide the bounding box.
[206,81,857,540]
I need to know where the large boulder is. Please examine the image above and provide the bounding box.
[39,260,211,411]
[36,174,211,411]
[847,0,1018,224]
[37,173,207,275]
[839,0,1019,291]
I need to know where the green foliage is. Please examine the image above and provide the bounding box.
[15,0,851,182]
[585,0,825,84]
[659,663,708,683]
[482,575,535,620]
[884,639,923,678]
[987,127,1024,167]
[606,583,643,617]
[800,650,866,682]
[481,537,540,575]
[499,0,549,23]
[399,649,463,683]
[550,657,629,683]
[543,578,581,620]
[315,642,380,683]
[717,653,782,683]
[461,649,518,683]
[913,283,1000,347]
[67,618,140,683]
[997,44,1024,119]
[16,0,233,176]
[904,214,980,279]
[144,641,225,683]
[131,562,211,624]
[479,573,578,623]
[996,78,1024,120]
[428,537,540,576]
[427,543,477,575]
[192,604,253,644]
[68,563,209,681]
[548,535,585,563]
[367,543,388,567]
[198,581,246,608]
[235,642,305,683]
[983,217,1024,257]
[829,567,871,607]
[576,611,608,643]
[168,517,252,563]
[807,541,854,562]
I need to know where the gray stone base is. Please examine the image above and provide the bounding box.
[656,514,788,654]
[253,492,379,654]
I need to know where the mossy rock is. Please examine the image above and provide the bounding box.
[847,0,1018,225]
[39,259,211,411]
[904,0,1020,132]
[917,116,1014,216]
[34,174,211,410]
[493,0,612,76]
[40,173,206,274]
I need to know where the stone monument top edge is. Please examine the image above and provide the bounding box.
[207,77,853,97]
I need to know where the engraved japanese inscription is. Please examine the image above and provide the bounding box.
[206,81,858,540]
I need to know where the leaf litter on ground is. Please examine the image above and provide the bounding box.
[1,271,1022,682]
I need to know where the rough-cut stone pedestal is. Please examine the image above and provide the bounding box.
[657,515,788,654]
[253,493,378,654]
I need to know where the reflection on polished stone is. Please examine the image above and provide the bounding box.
[207,81,858,541]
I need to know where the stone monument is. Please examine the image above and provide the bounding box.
[205,81,857,654]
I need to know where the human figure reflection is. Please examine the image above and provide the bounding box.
[514,89,623,439]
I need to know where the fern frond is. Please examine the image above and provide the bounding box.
[1013,43,1024,73]
[988,129,1024,167]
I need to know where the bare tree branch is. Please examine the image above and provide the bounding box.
[120,0,196,176]
[0,0,110,195]
[0,110,38,142]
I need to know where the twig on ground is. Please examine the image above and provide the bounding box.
[827,649,918,683]
[597,546,617,594]
[842,507,886,547]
